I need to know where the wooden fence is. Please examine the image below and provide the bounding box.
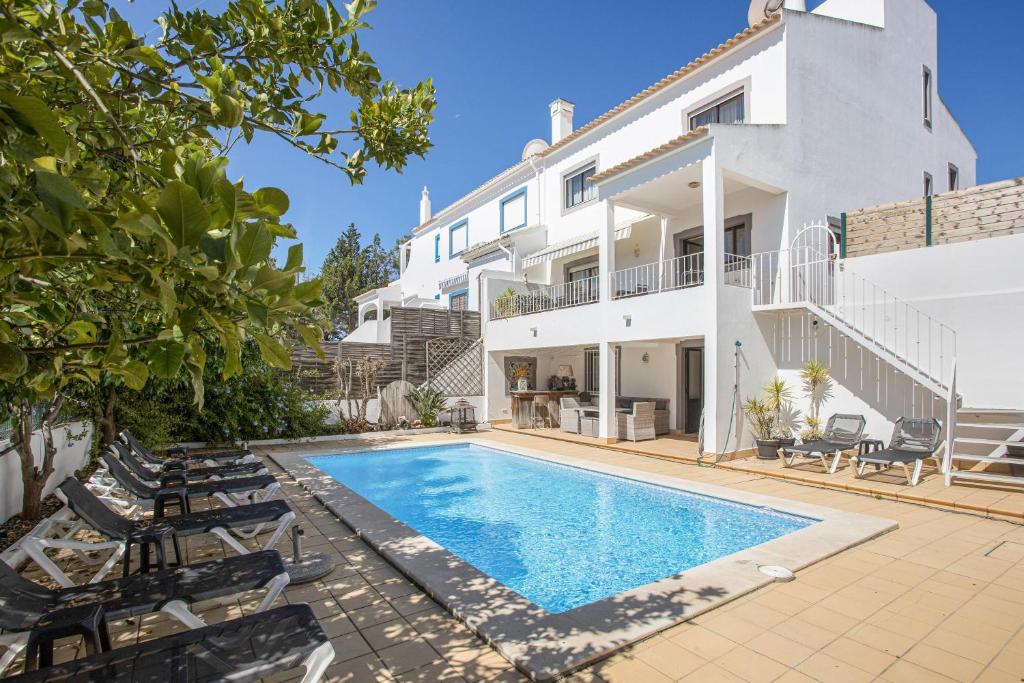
[290,307,483,397]
[843,177,1023,258]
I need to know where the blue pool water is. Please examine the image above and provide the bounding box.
[308,444,815,613]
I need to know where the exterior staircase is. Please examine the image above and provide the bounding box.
[944,408,1024,487]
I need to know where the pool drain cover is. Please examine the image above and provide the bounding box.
[758,565,795,582]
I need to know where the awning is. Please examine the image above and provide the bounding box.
[522,224,634,268]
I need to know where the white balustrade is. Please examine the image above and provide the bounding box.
[489,276,600,320]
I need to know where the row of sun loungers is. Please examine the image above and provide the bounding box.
[781,414,944,486]
[0,431,335,682]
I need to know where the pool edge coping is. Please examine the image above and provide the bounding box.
[266,437,898,681]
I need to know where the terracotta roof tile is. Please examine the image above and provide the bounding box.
[588,127,710,184]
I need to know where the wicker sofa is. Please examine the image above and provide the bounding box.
[615,397,670,436]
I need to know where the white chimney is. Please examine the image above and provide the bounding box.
[549,99,575,144]
[419,186,431,224]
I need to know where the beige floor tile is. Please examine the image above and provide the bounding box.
[746,630,816,668]
[669,624,738,660]
[376,638,442,676]
[844,622,918,657]
[715,646,790,682]
[903,643,986,681]
[820,637,896,676]
[678,661,747,682]
[591,655,673,683]
[633,638,706,679]
[879,659,957,682]
[795,653,874,683]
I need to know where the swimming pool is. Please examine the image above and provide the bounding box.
[307,442,816,613]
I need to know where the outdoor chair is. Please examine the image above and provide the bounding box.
[99,450,279,515]
[853,417,943,486]
[781,414,867,474]
[19,478,295,588]
[119,430,256,468]
[4,604,333,683]
[0,550,290,676]
[110,442,267,484]
[559,397,583,434]
[620,402,656,443]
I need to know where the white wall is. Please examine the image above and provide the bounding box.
[0,422,94,524]
[845,234,1024,409]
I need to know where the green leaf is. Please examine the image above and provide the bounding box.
[147,339,187,378]
[213,93,244,128]
[253,333,292,370]
[296,112,325,136]
[0,91,68,155]
[0,342,28,380]
[67,320,98,344]
[285,243,303,271]
[235,223,273,267]
[298,324,326,360]
[253,187,289,217]
[116,360,149,390]
[156,180,211,247]
[35,169,85,210]
[245,300,269,328]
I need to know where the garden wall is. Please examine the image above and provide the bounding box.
[0,422,94,524]
[844,177,1023,257]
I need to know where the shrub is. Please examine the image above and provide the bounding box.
[406,386,447,428]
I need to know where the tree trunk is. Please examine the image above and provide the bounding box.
[11,395,65,520]
[93,386,117,449]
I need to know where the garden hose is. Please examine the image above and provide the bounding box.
[696,341,742,467]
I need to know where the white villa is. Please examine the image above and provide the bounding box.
[344,0,1023,479]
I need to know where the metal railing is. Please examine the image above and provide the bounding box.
[489,276,600,320]
[610,252,704,300]
[750,247,957,390]
[724,253,752,288]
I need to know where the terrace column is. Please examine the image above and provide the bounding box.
[598,341,617,442]
[598,200,616,302]
[701,150,725,452]
[376,300,384,320]
[658,214,670,290]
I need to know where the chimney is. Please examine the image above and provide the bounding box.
[549,99,575,144]
[419,186,431,224]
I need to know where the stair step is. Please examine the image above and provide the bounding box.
[958,409,1024,424]
[952,454,1024,465]
[948,470,1024,486]
[955,437,1024,447]
[957,422,1024,430]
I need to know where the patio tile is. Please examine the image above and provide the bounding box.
[903,643,986,681]
[795,653,874,683]
[376,638,443,675]
[323,652,393,683]
[820,637,896,676]
[879,659,957,682]
[844,622,917,657]
[361,618,418,651]
[349,601,403,629]
[746,629,816,667]
[678,661,746,682]
[668,624,737,660]
[330,631,374,664]
[715,646,789,682]
[590,655,673,683]
[632,638,706,679]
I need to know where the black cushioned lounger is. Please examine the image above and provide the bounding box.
[111,442,266,483]
[0,551,290,674]
[100,450,279,513]
[854,417,943,486]
[781,413,867,474]
[19,478,295,588]
[120,430,253,467]
[5,604,334,683]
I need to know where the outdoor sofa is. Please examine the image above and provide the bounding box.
[615,396,670,436]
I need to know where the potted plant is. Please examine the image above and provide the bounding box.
[742,397,780,459]
[799,360,833,443]
[763,378,800,448]
[512,365,530,392]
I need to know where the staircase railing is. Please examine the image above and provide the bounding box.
[750,247,957,391]
[943,358,957,480]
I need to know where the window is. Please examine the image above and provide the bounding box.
[584,348,599,394]
[923,66,933,129]
[434,234,440,262]
[689,91,745,130]
[924,172,933,197]
[948,163,959,192]
[449,289,468,311]
[448,219,468,258]
[500,189,527,232]
[724,220,752,257]
[563,164,596,210]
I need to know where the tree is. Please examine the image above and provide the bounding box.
[320,223,402,334]
[0,0,436,518]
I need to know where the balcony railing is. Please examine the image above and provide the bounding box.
[610,252,704,299]
[489,276,600,320]
[724,253,752,288]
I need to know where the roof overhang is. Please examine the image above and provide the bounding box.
[522,222,641,268]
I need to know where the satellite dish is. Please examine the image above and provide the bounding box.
[747,0,786,27]
[521,138,549,161]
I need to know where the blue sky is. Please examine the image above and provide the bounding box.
[115,0,1022,272]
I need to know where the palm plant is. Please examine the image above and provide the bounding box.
[406,386,448,428]
[742,397,775,441]
[762,378,799,439]
[799,361,833,441]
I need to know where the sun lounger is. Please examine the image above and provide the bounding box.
[99,450,279,513]
[119,430,256,467]
[854,417,943,486]
[110,442,267,484]
[19,478,294,588]
[780,413,867,474]
[6,604,333,683]
[0,551,290,676]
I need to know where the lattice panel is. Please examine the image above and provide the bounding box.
[425,337,483,397]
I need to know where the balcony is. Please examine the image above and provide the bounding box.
[490,276,599,320]
[610,253,704,299]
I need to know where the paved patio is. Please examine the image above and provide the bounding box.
[14,429,1024,682]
